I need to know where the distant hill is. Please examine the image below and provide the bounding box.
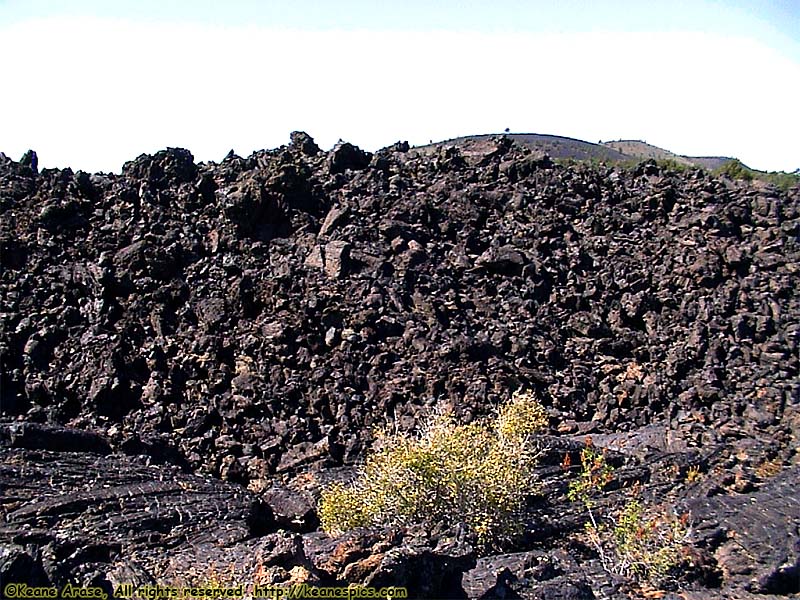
[602,139,732,171]
[415,133,630,163]
[415,133,735,170]
[415,133,799,191]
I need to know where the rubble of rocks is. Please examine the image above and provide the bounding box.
[1,133,798,597]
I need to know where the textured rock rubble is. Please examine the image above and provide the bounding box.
[1,133,798,597]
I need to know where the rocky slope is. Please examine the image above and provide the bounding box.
[416,133,632,163]
[416,133,738,171]
[1,133,798,598]
[602,140,732,171]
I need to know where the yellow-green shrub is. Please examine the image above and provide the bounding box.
[494,390,549,443]
[609,498,691,583]
[319,391,547,546]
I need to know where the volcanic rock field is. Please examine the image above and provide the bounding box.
[1,133,798,598]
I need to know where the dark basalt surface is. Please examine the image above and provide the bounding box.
[1,133,798,598]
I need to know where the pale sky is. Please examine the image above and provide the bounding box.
[1,1,798,173]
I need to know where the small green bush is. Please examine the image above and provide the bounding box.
[319,391,548,546]
[714,159,800,191]
[715,159,754,182]
[609,498,691,583]
[567,440,614,510]
[568,441,691,585]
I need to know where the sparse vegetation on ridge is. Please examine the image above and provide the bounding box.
[714,159,800,191]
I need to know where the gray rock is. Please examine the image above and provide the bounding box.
[687,466,800,595]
